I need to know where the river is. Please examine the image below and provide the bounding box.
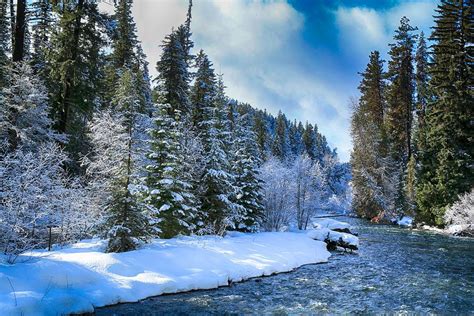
[96,218,474,315]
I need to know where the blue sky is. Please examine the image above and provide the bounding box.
[102,0,438,161]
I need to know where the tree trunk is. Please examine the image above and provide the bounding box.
[12,0,26,62]
[9,0,15,50]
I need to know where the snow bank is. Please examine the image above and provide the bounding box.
[307,228,359,249]
[0,232,330,315]
[397,216,414,227]
[312,218,352,231]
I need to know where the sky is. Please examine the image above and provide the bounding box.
[100,0,437,162]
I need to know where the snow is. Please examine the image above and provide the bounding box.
[307,228,359,248]
[397,216,414,227]
[312,218,352,231]
[0,232,330,315]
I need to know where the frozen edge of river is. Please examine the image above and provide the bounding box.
[0,232,330,315]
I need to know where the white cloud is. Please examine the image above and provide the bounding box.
[335,1,437,59]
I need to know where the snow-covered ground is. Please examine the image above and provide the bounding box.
[312,218,352,231]
[0,232,330,315]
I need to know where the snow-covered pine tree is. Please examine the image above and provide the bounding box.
[144,104,198,238]
[231,113,264,232]
[87,70,150,253]
[155,29,191,116]
[192,51,236,235]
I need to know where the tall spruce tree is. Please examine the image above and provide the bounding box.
[144,104,198,238]
[351,51,392,219]
[232,113,264,231]
[155,29,191,116]
[271,111,290,161]
[30,0,52,80]
[416,0,473,226]
[104,70,149,252]
[385,17,417,213]
[46,0,104,169]
[192,51,236,234]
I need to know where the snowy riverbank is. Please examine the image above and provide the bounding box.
[0,232,330,315]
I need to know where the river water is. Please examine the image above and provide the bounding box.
[97,218,474,315]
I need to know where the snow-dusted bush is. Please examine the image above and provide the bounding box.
[0,63,63,156]
[0,143,89,263]
[444,189,474,236]
[259,156,295,231]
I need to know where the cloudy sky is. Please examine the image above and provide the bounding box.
[101,0,437,161]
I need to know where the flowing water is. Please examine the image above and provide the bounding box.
[97,218,474,315]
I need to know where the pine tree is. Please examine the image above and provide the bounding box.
[253,111,269,159]
[385,17,417,213]
[30,0,52,80]
[302,122,316,160]
[155,29,191,116]
[271,111,290,161]
[144,104,198,238]
[191,50,216,129]
[112,0,138,70]
[351,51,391,219]
[232,113,264,232]
[416,0,473,226]
[103,70,149,252]
[192,51,236,234]
[46,0,104,169]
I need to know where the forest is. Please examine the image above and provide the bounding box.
[0,0,351,261]
[350,1,472,231]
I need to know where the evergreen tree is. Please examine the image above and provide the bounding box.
[46,0,104,169]
[302,122,316,160]
[191,50,216,129]
[155,29,191,116]
[232,113,264,232]
[253,111,269,159]
[111,0,138,70]
[289,120,304,158]
[104,70,149,252]
[30,0,52,80]
[192,51,235,234]
[385,17,417,213]
[351,51,392,219]
[144,104,198,238]
[416,0,473,226]
[271,111,290,161]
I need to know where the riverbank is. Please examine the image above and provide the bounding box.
[0,232,330,315]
